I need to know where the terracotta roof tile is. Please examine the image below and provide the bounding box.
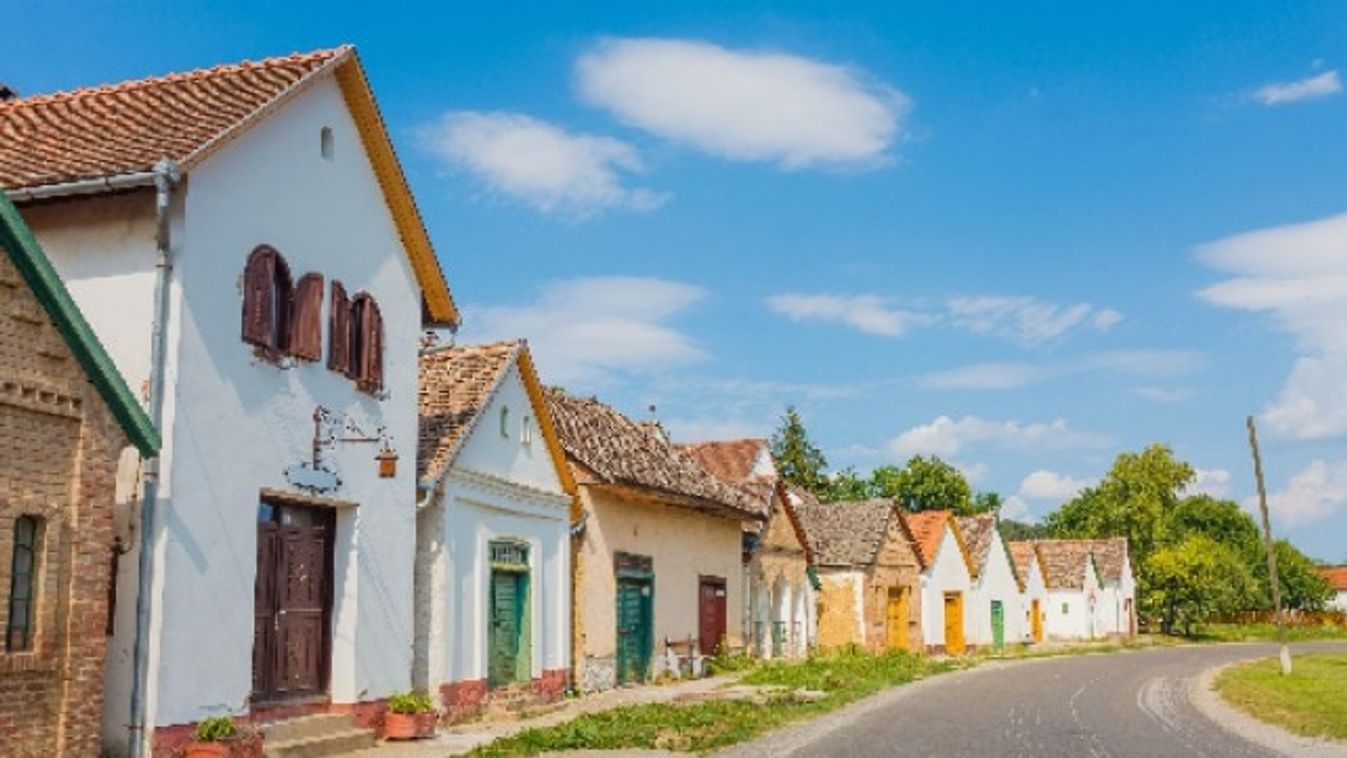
[1,48,344,190]
[544,389,761,518]
[1008,541,1042,583]
[955,514,997,572]
[1320,566,1347,591]
[1085,538,1129,583]
[417,340,520,481]
[1025,540,1097,590]
[789,492,895,567]
[676,438,770,484]
[904,510,952,567]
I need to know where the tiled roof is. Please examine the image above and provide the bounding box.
[955,514,997,573]
[1,49,342,190]
[417,340,519,481]
[790,493,895,567]
[1029,540,1098,590]
[677,438,770,484]
[1084,538,1129,583]
[1320,566,1347,591]
[544,389,761,518]
[1008,542,1042,583]
[904,510,953,568]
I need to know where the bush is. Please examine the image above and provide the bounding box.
[387,691,434,714]
[194,716,235,743]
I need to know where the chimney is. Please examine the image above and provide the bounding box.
[0,84,17,102]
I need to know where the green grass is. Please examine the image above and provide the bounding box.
[465,650,956,756]
[1198,622,1347,643]
[1216,653,1347,741]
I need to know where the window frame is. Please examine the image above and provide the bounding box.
[6,515,42,653]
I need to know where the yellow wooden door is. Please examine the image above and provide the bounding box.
[1031,599,1043,642]
[886,587,909,651]
[944,592,965,654]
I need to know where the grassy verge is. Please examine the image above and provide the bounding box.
[1215,653,1347,741]
[465,650,957,756]
[1198,622,1347,643]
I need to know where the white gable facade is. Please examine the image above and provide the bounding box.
[1095,552,1137,637]
[966,531,1024,649]
[24,72,436,754]
[918,524,974,652]
[1018,555,1048,644]
[415,359,572,722]
[1044,558,1102,641]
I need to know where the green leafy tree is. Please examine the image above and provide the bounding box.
[823,467,874,502]
[971,491,1003,515]
[1045,443,1194,565]
[880,455,975,515]
[1254,540,1334,611]
[1145,534,1256,636]
[998,518,1050,541]
[770,406,829,494]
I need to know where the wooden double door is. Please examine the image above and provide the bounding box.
[252,502,335,704]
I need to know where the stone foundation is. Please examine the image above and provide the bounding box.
[581,655,616,693]
[439,669,570,724]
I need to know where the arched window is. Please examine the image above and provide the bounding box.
[241,245,293,354]
[7,515,42,652]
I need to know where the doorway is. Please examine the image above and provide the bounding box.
[616,577,652,685]
[488,540,530,688]
[943,592,965,654]
[991,600,1005,650]
[886,586,910,651]
[1030,599,1043,642]
[252,501,334,705]
[698,576,727,655]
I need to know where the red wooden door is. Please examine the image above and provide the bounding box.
[253,504,333,703]
[698,577,727,655]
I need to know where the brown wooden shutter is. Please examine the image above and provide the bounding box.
[273,255,294,354]
[290,273,324,361]
[360,296,384,392]
[242,246,276,348]
[328,281,350,373]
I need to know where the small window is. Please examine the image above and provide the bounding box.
[346,293,384,393]
[499,406,510,438]
[7,516,42,652]
[320,127,334,161]
[521,415,533,446]
[1062,603,1069,615]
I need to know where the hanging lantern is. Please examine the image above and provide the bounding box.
[376,447,399,478]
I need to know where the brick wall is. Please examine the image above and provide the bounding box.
[0,253,130,756]
[864,517,923,653]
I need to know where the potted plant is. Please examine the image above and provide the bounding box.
[384,691,437,740]
[185,716,235,758]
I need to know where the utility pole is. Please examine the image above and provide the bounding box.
[1247,415,1290,675]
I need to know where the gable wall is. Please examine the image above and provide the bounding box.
[967,530,1023,646]
[451,362,566,494]
[919,525,973,648]
[866,516,922,652]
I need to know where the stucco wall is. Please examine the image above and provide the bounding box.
[33,72,429,743]
[745,497,812,658]
[1044,561,1102,640]
[866,517,922,652]
[919,526,973,648]
[576,487,743,689]
[815,571,864,649]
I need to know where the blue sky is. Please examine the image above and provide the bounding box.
[13,3,1347,560]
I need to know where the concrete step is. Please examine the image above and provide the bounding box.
[263,728,378,758]
[260,713,356,743]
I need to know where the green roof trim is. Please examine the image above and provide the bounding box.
[0,195,160,457]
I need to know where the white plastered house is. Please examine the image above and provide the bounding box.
[905,511,976,654]
[1084,538,1136,637]
[1,47,459,756]
[956,515,1024,649]
[1008,541,1048,644]
[1035,541,1105,641]
[414,340,575,722]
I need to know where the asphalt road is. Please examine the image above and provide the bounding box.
[744,642,1347,758]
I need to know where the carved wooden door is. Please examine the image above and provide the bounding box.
[252,503,333,703]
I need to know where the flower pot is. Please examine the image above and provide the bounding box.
[184,743,231,758]
[383,710,436,740]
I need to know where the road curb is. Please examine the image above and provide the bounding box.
[1188,659,1346,758]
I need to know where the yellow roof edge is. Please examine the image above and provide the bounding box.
[515,344,580,511]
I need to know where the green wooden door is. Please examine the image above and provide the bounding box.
[616,579,650,685]
[991,600,1005,650]
[489,570,524,687]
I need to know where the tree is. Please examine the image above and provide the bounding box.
[999,518,1050,542]
[1144,534,1256,636]
[770,406,829,494]
[823,467,873,502]
[1046,443,1194,565]
[1256,541,1334,612]
[880,455,975,515]
[971,491,1003,515]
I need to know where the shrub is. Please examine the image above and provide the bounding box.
[387,691,434,714]
[194,716,235,743]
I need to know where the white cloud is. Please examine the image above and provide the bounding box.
[463,276,706,384]
[1250,70,1342,106]
[1198,210,1347,439]
[1019,470,1092,501]
[1133,386,1195,403]
[1187,468,1232,498]
[1000,495,1032,521]
[576,37,908,169]
[946,296,1121,346]
[920,350,1206,391]
[766,292,1123,345]
[766,293,929,337]
[887,415,1109,459]
[419,111,666,217]
[1262,459,1347,526]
